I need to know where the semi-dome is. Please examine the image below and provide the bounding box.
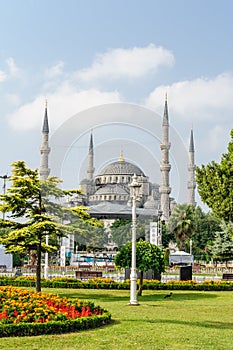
[80,178,92,185]
[100,160,144,176]
[94,184,129,196]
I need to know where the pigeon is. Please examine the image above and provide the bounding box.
[164,292,173,299]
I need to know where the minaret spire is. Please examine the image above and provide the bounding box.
[39,100,50,180]
[87,130,95,180]
[118,149,125,162]
[188,128,196,206]
[159,94,171,222]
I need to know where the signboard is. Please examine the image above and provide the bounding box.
[60,246,66,267]
[150,222,162,246]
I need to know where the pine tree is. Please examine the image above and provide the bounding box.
[210,221,233,266]
[0,161,102,291]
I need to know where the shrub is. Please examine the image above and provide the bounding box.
[0,276,232,291]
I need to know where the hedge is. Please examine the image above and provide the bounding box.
[0,312,111,337]
[0,276,233,291]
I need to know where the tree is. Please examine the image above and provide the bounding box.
[0,161,101,291]
[191,207,221,262]
[110,218,149,247]
[0,161,68,291]
[210,221,233,266]
[196,129,233,221]
[167,204,195,251]
[114,239,165,296]
[66,206,107,251]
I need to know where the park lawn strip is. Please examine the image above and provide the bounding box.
[0,289,232,350]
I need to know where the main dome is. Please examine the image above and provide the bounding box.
[100,160,144,176]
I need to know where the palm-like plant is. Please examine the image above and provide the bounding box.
[167,204,195,251]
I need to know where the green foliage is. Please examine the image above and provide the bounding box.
[0,161,67,291]
[167,203,195,250]
[161,221,173,247]
[0,313,111,337]
[210,221,233,265]
[191,207,221,262]
[0,161,106,290]
[65,206,107,250]
[0,276,232,292]
[114,239,165,294]
[196,129,233,221]
[110,219,148,247]
[115,239,165,274]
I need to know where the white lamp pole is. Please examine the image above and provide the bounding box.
[44,235,49,279]
[190,239,193,255]
[129,174,141,306]
[0,175,9,220]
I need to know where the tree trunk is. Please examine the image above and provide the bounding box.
[36,243,41,292]
[30,250,37,266]
[137,270,143,296]
[181,237,185,251]
[153,268,161,281]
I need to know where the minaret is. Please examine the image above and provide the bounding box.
[87,130,95,181]
[159,94,171,222]
[187,128,196,206]
[39,101,50,180]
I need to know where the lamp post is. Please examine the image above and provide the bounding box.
[190,239,193,255]
[157,209,163,247]
[44,235,49,280]
[0,175,10,219]
[128,174,141,306]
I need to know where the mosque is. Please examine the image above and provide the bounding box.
[39,98,196,254]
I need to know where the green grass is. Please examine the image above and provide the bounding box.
[1,288,233,350]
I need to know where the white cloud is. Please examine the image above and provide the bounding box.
[0,57,22,82]
[76,44,174,81]
[5,93,22,107]
[44,61,64,79]
[145,73,233,165]
[145,73,233,121]
[7,84,122,131]
[6,57,21,78]
[205,125,227,152]
[0,70,7,82]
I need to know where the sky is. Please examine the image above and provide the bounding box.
[0,0,232,209]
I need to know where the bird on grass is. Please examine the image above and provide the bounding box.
[164,292,173,299]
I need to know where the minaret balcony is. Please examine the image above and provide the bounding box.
[160,164,171,172]
[160,143,171,151]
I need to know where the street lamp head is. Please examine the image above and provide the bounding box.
[129,174,141,200]
[129,174,141,189]
[0,175,9,179]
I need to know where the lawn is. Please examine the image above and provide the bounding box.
[0,288,232,350]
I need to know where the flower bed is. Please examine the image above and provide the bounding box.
[0,286,111,337]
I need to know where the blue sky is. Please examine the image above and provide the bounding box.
[0,0,232,207]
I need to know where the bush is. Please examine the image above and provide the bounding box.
[0,313,111,337]
[0,276,232,291]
